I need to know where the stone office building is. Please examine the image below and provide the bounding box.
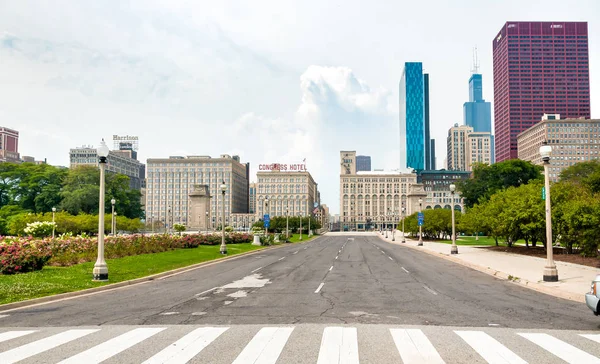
[339,151,422,231]
[255,168,318,219]
[145,154,249,229]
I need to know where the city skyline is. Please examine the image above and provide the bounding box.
[2,1,599,214]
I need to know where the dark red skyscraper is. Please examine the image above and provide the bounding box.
[492,21,590,162]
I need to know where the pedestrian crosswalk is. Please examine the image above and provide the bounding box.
[0,324,599,363]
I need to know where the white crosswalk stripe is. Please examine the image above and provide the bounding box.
[1,325,600,363]
[0,330,37,344]
[142,327,228,364]
[59,328,165,364]
[390,328,445,364]
[455,330,527,364]
[232,327,294,364]
[317,327,359,364]
[581,333,600,344]
[0,329,99,364]
[519,332,600,364]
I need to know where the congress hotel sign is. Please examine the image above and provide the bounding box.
[259,163,307,171]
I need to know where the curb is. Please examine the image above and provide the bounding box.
[377,234,583,303]
[0,242,297,313]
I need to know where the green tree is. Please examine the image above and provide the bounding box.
[458,160,543,208]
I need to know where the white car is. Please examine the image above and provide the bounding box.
[585,274,600,315]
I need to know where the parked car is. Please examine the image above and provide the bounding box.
[585,274,600,315]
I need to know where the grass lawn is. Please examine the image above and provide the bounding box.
[0,244,264,305]
[286,233,319,243]
[432,236,527,246]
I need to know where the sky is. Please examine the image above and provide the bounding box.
[1,0,599,214]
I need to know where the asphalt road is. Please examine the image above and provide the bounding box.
[0,234,596,330]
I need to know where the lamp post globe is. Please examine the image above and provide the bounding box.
[539,141,558,281]
[93,139,110,281]
[449,184,458,254]
[110,198,116,236]
[220,181,227,255]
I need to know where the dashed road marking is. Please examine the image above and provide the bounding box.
[335,256,339,260]
[423,286,438,295]
[194,287,217,297]
[293,251,299,255]
[315,283,325,293]
[278,257,285,261]
[401,267,410,274]
[0,315,9,319]
[160,312,180,316]
[329,266,333,271]
[251,266,263,273]
[388,257,394,261]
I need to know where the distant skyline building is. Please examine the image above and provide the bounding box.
[399,62,435,171]
[447,124,492,171]
[70,145,145,190]
[463,52,494,163]
[492,21,591,162]
[0,127,20,163]
[517,114,600,182]
[356,155,372,172]
[146,155,250,229]
[249,182,256,214]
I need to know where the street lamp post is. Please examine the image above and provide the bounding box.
[110,199,116,236]
[540,142,558,282]
[264,197,269,235]
[300,213,303,241]
[93,139,110,281]
[113,212,117,235]
[220,181,227,255]
[308,214,311,237]
[286,208,289,240]
[151,215,154,234]
[450,184,458,255]
[392,210,396,241]
[386,209,390,238]
[51,207,56,239]
[401,207,406,243]
[418,198,423,246]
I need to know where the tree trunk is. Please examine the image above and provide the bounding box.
[525,237,529,248]
[495,236,499,246]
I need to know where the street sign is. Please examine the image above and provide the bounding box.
[418,219,424,226]
[314,202,319,208]
[542,187,546,200]
[418,212,424,219]
[263,214,270,228]
[264,221,270,228]
[418,212,424,226]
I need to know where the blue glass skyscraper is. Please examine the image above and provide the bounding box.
[463,73,493,162]
[399,62,435,171]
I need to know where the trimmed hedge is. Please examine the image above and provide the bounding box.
[0,233,254,274]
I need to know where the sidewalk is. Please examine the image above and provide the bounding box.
[376,231,597,303]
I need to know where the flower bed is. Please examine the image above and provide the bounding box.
[0,233,253,274]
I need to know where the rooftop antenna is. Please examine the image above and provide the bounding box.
[471,46,480,74]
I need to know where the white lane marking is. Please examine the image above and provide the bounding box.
[381,251,385,254]
[317,327,359,364]
[315,283,325,293]
[488,323,500,327]
[293,251,299,255]
[160,312,179,316]
[581,333,600,343]
[195,287,217,297]
[423,286,438,295]
[251,266,264,273]
[335,256,339,260]
[456,330,527,364]
[304,247,307,250]
[278,257,285,261]
[519,333,600,364]
[338,250,341,253]
[232,327,294,364]
[0,331,37,344]
[222,274,270,289]
[401,267,410,274]
[0,329,99,364]
[390,329,445,364]
[142,327,228,364]
[389,256,394,261]
[329,266,333,271]
[0,314,9,319]
[59,328,165,364]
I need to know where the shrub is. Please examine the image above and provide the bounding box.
[174,224,186,235]
[0,238,52,274]
[23,221,56,238]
